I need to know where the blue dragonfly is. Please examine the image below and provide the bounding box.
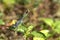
[9,9,29,29]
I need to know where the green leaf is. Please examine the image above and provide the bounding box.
[40,30,50,37]
[27,25,34,31]
[3,0,15,5]
[24,0,31,5]
[31,31,44,37]
[33,37,45,40]
[54,24,60,34]
[24,25,34,37]
[0,19,5,25]
[15,25,27,33]
[54,20,60,26]
[0,12,4,17]
[43,18,54,27]
[33,0,42,8]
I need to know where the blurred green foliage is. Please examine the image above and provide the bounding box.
[13,18,60,40]
[3,0,15,5]
[0,0,60,40]
[0,19,5,25]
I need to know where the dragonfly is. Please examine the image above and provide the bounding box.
[9,9,29,30]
